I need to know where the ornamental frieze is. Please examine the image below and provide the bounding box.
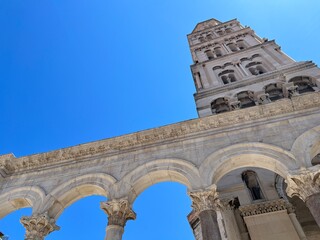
[1,92,320,174]
[239,199,291,217]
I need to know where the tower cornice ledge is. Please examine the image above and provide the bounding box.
[1,92,320,175]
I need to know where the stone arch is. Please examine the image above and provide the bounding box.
[0,186,45,218]
[44,173,116,219]
[117,158,202,203]
[291,125,320,168]
[199,142,297,186]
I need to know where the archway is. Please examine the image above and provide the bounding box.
[124,182,194,240]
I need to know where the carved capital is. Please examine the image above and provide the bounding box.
[20,212,60,240]
[100,198,136,227]
[188,186,221,212]
[286,168,320,202]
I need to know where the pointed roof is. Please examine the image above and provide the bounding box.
[191,18,222,34]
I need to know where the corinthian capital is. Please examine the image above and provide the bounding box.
[20,212,60,240]
[100,198,136,227]
[286,167,320,201]
[188,185,221,212]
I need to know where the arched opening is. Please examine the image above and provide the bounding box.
[236,40,247,50]
[214,47,223,57]
[46,196,107,240]
[241,170,264,200]
[227,42,238,52]
[125,182,193,240]
[264,83,284,101]
[236,91,256,109]
[0,207,32,239]
[246,62,267,75]
[289,76,316,94]
[211,97,230,114]
[219,70,237,84]
[204,49,214,60]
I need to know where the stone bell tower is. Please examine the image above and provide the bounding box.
[186,18,320,240]
[187,18,319,117]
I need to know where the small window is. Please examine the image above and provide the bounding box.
[242,171,264,200]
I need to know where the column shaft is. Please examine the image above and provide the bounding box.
[199,210,222,240]
[288,213,307,240]
[105,225,124,240]
[305,193,320,227]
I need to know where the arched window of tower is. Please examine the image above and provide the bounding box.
[245,62,267,75]
[218,70,237,84]
[227,42,238,52]
[214,46,223,57]
[236,91,256,109]
[205,49,215,60]
[264,83,284,101]
[236,39,247,50]
[211,97,230,114]
[289,76,317,94]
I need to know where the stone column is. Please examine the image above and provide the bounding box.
[100,198,136,240]
[286,167,320,227]
[286,203,307,240]
[188,186,222,240]
[20,212,60,240]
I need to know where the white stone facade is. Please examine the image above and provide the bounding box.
[1,18,320,240]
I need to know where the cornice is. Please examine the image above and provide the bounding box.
[1,92,320,175]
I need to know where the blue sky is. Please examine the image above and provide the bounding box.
[1,0,320,239]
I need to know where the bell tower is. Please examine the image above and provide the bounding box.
[187,18,319,117]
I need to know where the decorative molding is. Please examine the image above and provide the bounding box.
[188,186,221,212]
[285,166,320,201]
[20,212,60,240]
[239,199,291,217]
[1,92,320,175]
[100,198,136,227]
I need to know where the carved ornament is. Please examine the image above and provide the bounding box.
[1,92,320,174]
[239,199,292,217]
[100,198,136,227]
[20,212,60,240]
[285,167,320,201]
[188,186,221,212]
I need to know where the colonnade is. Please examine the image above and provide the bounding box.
[17,168,320,240]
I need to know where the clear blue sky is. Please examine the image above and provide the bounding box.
[1,0,320,239]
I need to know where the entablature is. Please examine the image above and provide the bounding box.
[1,92,320,176]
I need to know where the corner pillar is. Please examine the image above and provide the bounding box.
[20,212,60,240]
[100,198,136,240]
[188,186,222,240]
